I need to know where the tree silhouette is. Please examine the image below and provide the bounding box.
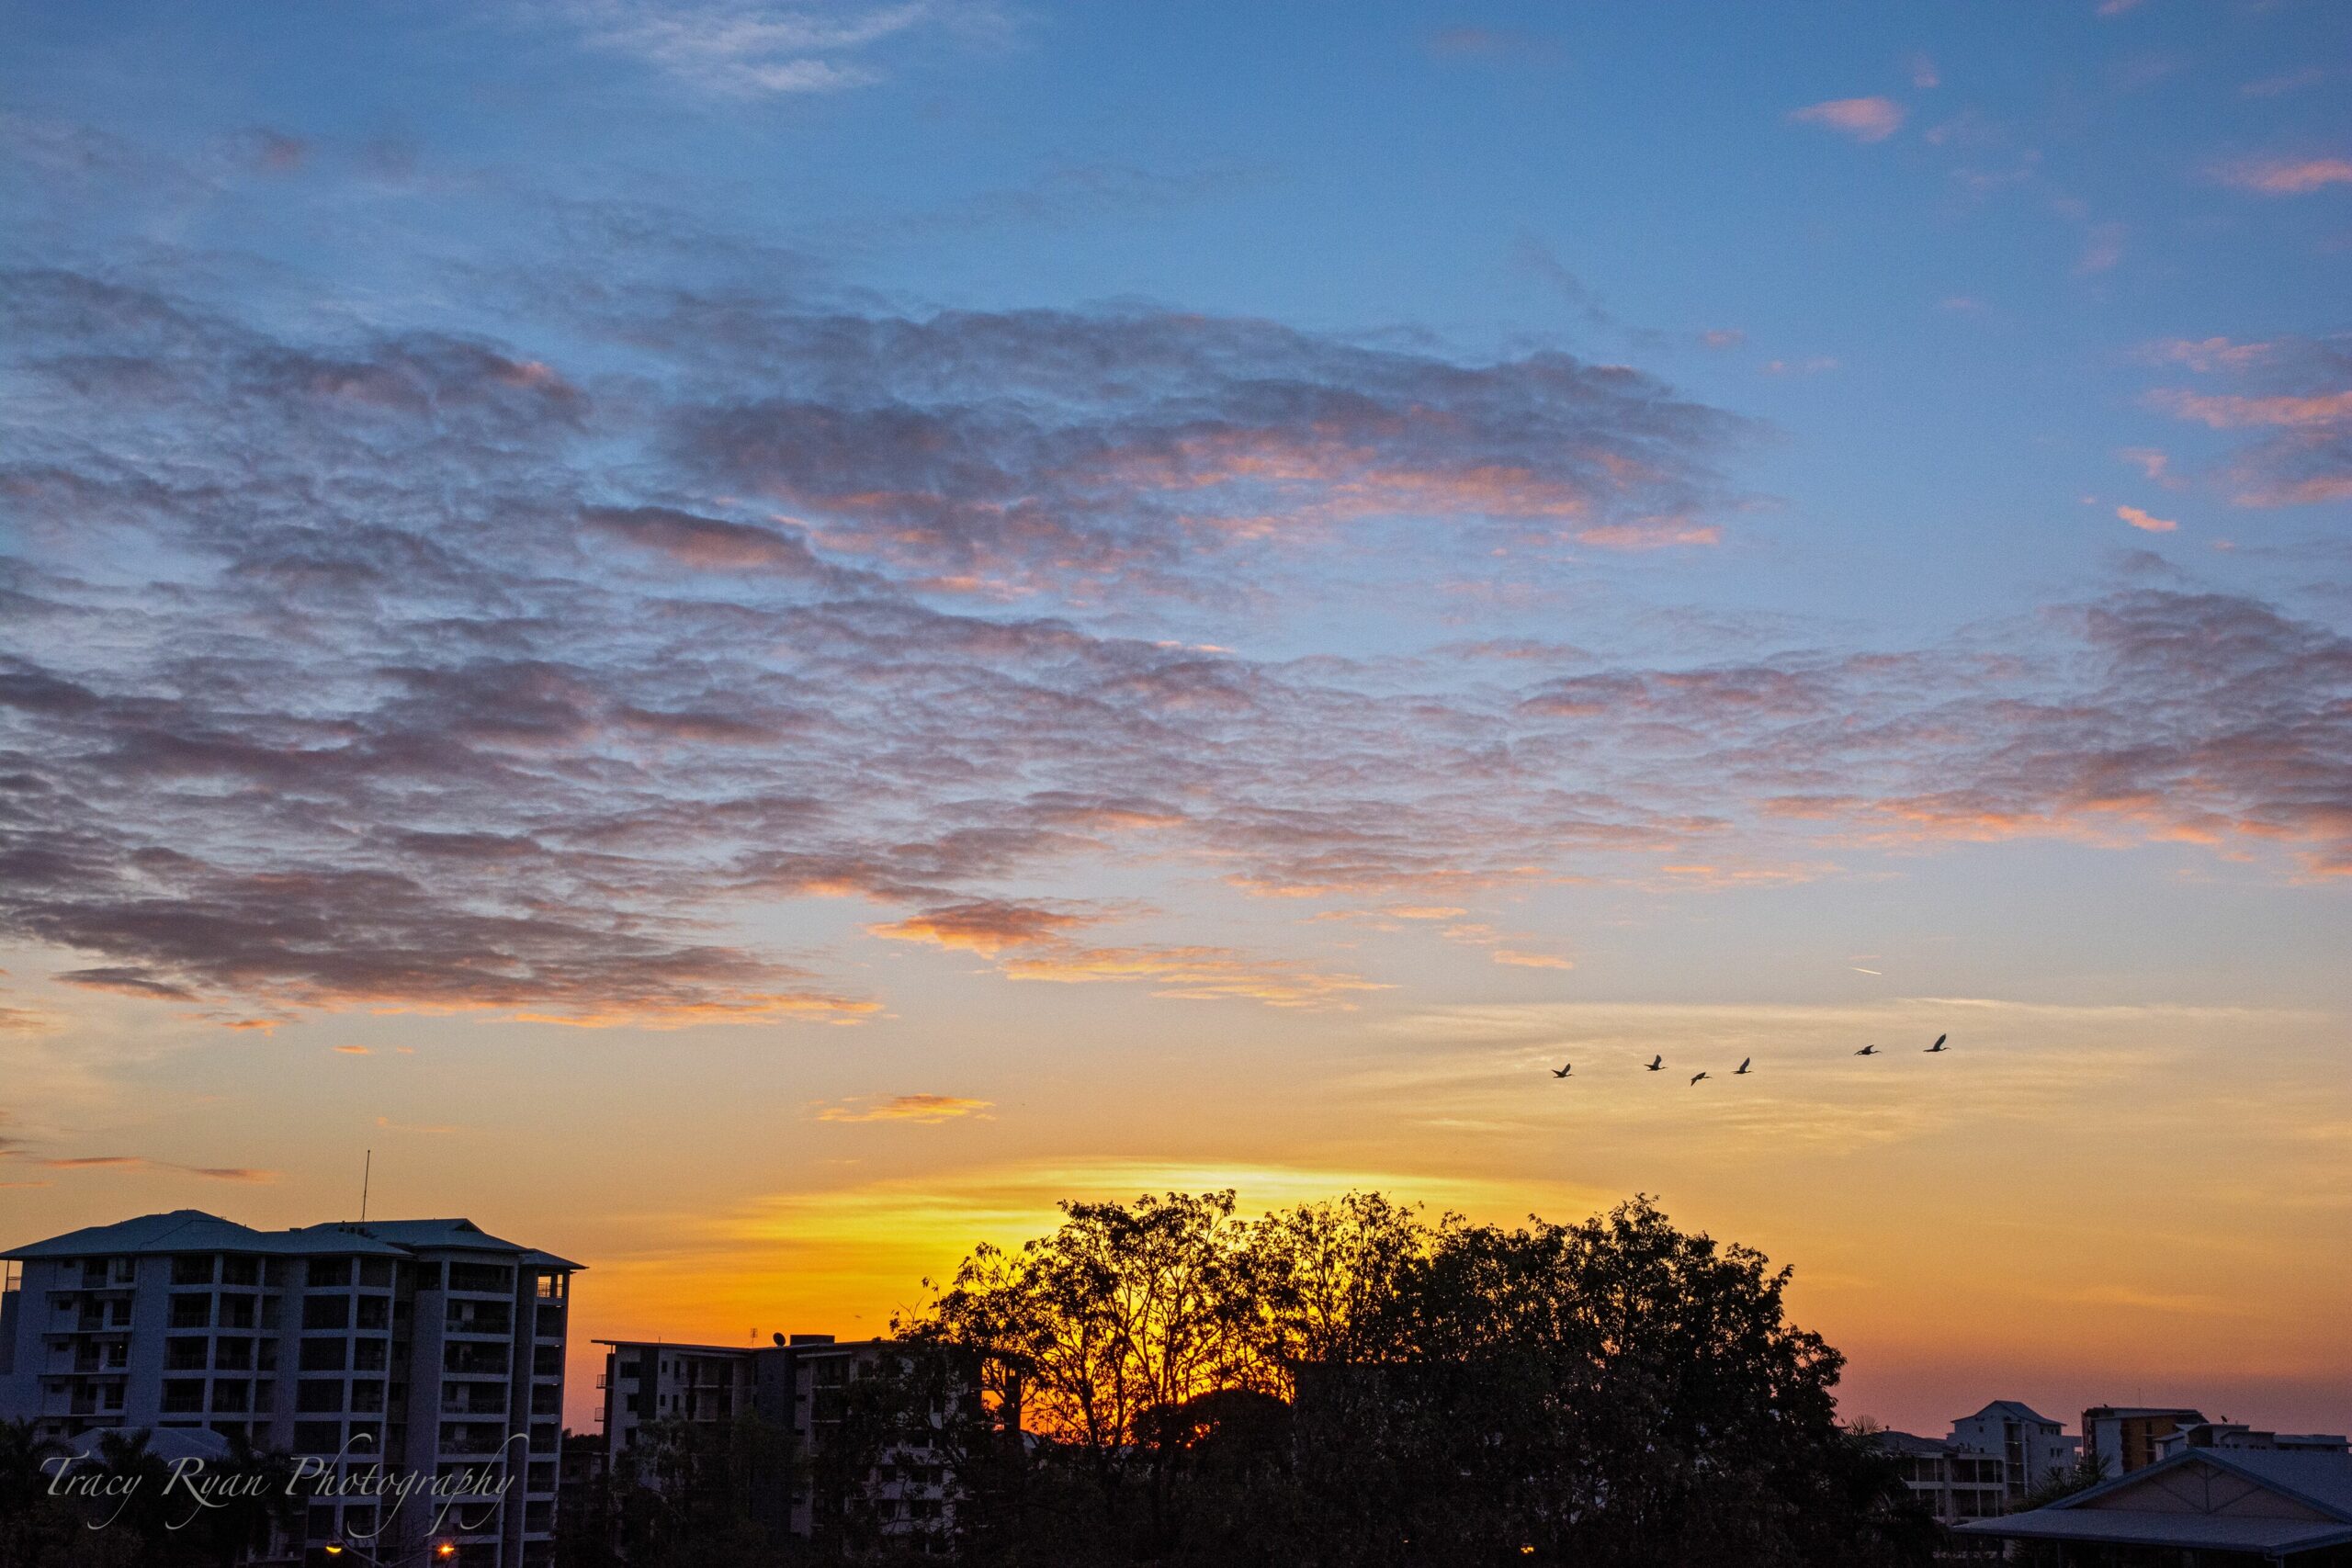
[910,1190,1934,1568]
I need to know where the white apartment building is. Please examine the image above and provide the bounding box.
[1950,1399,2080,1502]
[0,1209,579,1567]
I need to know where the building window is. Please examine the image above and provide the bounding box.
[449,1262,514,1293]
[302,1295,350,1331]
[292,1422,342,1454]
[220,1257,259,1288]
[168,1294,212,1330]
[300,1338,347,1372]
[171,1256,216,1287]
[296,1380,346,1414]
[161,1380,206,1415]
[165,1337,209,1371]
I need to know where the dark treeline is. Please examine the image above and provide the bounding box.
[565,1191,1941,1567]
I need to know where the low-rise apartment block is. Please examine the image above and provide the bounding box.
[1874,1429,2011,1522]
[596,1332,961,1542]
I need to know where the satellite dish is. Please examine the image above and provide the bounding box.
[772,1332,786,1348]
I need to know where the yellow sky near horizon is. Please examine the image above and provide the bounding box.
[6,958,2347,1439]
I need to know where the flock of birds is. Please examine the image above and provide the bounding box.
[1550,1034,1948,1085]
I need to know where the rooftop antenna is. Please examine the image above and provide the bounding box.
[359,1148,372,1225]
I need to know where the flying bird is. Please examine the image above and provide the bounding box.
[1855,1043,1879,1056]
[1552,1062,1573,1078]
[1645,1055,1664,1071]
[1690,1071,1710,1086]
[1735,1057,1752,1075]
[1926,1034,1948,1053]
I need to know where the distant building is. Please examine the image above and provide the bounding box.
[1872,1429,2010,1523]
[1950,1399,2079,1501]
[1958,1446,2352,1562]
[2154,1421,2350,1461]
[595,1332,962,1543]
[595,1338,758,1460]
[0,1209,578,1567]
[2082,1404,2205,1478]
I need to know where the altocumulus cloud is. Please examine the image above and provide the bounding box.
[1,259,2347,1037]
[2143,333,2352,506]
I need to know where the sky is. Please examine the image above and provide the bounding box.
[1,0,2349,1439]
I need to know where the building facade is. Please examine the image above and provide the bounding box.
[0,1210,578,1567]
[1875,1429,2011,1524]
[1950,1399,2080,1502]
[2154,1421,2351,1461]
[2082,1405,2206,1479]
[595,1333,960,1544]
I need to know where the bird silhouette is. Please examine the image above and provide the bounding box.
[1735,1057,1752,1075]
[1855,1043,1879,1056]
[1552,1062,1573,1078]
[1690,1071,1710,1086]
[1925,1034,1948,1053]
[1645,1054,1664,1071]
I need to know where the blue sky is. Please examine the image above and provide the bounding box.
[2,0,2349,1432]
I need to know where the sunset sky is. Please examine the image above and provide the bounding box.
[3,0,2349,1438]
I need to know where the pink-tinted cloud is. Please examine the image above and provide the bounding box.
[3,263,2347,1049]
[2143,335,2352,506]
[2116,505,2177,533]
[2220,158,2352,196]
[2117,448,2183,489]
[1787,97,1905,143]
[814,1094,994,1124]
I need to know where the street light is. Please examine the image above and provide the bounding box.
[321,1539,459,1565]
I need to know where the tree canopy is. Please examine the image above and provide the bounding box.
[903,1190,1934,1567]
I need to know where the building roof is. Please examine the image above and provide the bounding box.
[1961,1399,2063,1427]
[6,1211,403,1259]
[1957,1449,2352,1557]
[1873,1430,1964,1458]
[5,1210,581,1269]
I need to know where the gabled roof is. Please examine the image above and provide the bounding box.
[1957,1449,2352,1557]
[6,1211,579,1269]
[1960,1399,2062,1427]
